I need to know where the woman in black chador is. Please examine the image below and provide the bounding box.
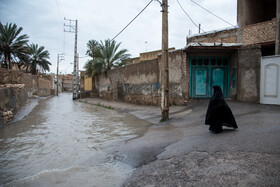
[205,85,238,133]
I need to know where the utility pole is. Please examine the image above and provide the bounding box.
[56,54,64,96]
[276,0,280,55]
[64,18,78,100]
[199,24,201,34]
[76,53,80,92]
[161,0,169,121]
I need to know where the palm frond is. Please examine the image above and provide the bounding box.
[27,43,51,74]
[0,22,29,68]
[84,38,130,77]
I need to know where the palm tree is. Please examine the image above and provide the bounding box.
[84,39,101,77]
[27,43,51,75]
[86,39,100,58]
[84,39,130,77]
[99,39,130,71]
[0,22,29,69]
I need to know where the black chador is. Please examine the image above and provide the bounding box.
[205,85,238,133]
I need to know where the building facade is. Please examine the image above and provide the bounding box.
[85,0,279,105]
[185,0,278,102]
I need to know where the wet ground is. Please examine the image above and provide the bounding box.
[80,97,280,186]
[0,93,151,187]
[1,94,280,186]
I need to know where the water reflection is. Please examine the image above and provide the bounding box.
[0,93,150,186]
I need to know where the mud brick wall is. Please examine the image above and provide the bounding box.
[0,68,53,97]
[97,73,111,100]
[169,50,188,104]
[237,44,261,102]
[96,68,125,101]
[0,68,36,96]
[0,86,28,125]
[0,68,54,124]
[123,59,160,105]
[38,76,53,96]
[242,18,276,45]
[96,59,161,105]
[95,51,188,105]
[108,68,124,101]
[187,28,238,44]
[159,50,188,105]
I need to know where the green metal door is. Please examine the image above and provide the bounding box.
[194,68,208,96]
[190,57,230,98]
[211,67,225,94]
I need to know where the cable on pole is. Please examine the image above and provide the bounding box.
[176,0,206,33]
[111,0,154,41]
[190,0,236,27]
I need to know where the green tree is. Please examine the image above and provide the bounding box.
[84,39,130,77]
[27,43,51,75]
[86,39,100,58]
[0,22,29,69]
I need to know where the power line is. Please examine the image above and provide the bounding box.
[176,0,206,33]
[54,0,62,19]
[189,0,263,43]
[111,0,154,41]
[190,0,235,27]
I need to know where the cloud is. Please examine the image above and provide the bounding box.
[0,0,237,74]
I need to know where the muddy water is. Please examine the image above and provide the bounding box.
[0,93,151,187]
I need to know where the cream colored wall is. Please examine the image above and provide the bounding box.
[84,77,92,91]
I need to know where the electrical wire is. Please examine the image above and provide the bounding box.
[176,0,206,33]
[54,0,62,19]
[190,0,236,27]
[111,0,154,41]
[188,0,262,43]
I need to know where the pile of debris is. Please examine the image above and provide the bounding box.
[1,110,14,123]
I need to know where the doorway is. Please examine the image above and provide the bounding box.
[190,57,230,98]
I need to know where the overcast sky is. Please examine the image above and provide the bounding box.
[0,0,237,74]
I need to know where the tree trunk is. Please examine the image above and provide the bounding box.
[5,55,11,69]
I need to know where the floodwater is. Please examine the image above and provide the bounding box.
[0,93,151,187]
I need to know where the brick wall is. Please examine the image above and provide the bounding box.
[242,18,276,45]
[187,28,238,44]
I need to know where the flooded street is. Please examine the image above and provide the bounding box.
[0,93,151,187]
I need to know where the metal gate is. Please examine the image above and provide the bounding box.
[260,55,280,105]
[190,57,230,98]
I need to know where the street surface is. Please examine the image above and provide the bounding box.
[80,98,280,186]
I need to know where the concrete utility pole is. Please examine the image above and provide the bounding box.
[161,0,169,121]
[276,0,280,55]
[56,54,64,96]
[76,53,79,92]
[64,18,78,100]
